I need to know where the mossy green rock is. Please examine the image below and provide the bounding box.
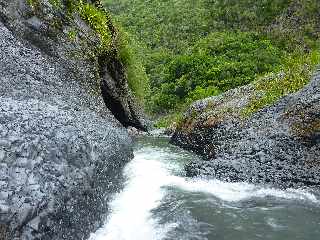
[172,70,320,188]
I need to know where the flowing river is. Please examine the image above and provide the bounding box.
[89,134,320,240]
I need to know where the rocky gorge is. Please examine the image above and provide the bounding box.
[1,0,320,239]
[0,0,146,239]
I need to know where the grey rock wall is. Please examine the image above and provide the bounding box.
[0,1,139,239]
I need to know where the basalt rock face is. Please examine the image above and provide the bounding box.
[0,1,141,239]
[0,0,147,131]
[171,71,320,189]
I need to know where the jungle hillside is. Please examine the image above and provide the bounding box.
[103,0,320,127]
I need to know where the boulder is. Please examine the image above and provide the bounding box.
[172,71,320,188]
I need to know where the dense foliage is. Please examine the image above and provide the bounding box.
[71,0,149,104]
[103,0,319,123]
[151,32,285,111]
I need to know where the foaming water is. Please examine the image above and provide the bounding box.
[170,178,319,203]
[89,147,179,240]
[89,137,320,240]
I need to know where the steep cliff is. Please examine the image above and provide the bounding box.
[0,0,147,130]
[0,0,145,239]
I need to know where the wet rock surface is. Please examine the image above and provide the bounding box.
[0,1,139,239]
[172,71,320,189]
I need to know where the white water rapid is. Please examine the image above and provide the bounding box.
[89,137,320,240]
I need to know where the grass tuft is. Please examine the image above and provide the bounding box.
[242,50,320,116]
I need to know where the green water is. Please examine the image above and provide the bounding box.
[90,136,320,240]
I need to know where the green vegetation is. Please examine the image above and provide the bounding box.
[26,0,114,53]
[103,0,319,127]
[26,0,320,124]
[67,28,78,41]
[64,0,149,103]
[27,0,40,9]
[64,0,113,53]
[154,112,183,129]
[243,50,320,116]
[79,3,112,51]
[48,0,62,9]
[114,27,150,104]
[26,0,149,104]
[209,0,291,30]
[151,32,285,112]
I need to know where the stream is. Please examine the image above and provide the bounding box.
[89,134,320,240]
